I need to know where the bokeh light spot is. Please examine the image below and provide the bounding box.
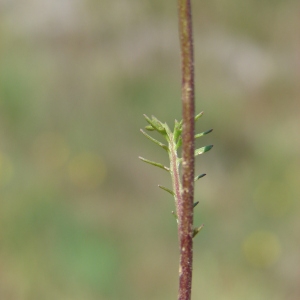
[242,230,281,268]
[68,152,106,190]
[0,152,14,186]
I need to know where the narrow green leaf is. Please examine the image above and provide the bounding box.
[193,224,204,238]
[176,136,182,150]
[193,201,199,208]
[194,173,206,181]
[174,119,182,131]
[195,128,213,139]
[139,156,170,172]
[143,114,166,134]
[195,145,213,157]
[145,125,155,131]
[140,129,169,151]
[158,185,174,196]
[174,120,182,143]
[195,111,204,122]
[151,115,164,127]
[149,115,167,134]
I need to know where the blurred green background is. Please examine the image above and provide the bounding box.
[0,0,299,299]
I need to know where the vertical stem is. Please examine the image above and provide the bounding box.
[177,0,195,300]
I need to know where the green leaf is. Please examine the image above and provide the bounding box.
[193,224,204,238]
[195,145,213,157]
[194,173,206,181]
[140,129,169,151]
[195,128,213,139]
[176,136,182,150]
[143,114,167,134]
[151,115,164,127]
[195,111,204,122]
[174,119,181,128]
[138,156,170,172]
[193,201,199,208]
[174,119,183,142]
[174,118,183,130]
[145,125,155,131]
[158,185,174,196]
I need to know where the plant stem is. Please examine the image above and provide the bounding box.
[177,0,195,299]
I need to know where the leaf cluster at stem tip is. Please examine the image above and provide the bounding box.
[139,112,213,238]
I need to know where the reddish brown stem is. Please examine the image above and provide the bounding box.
[177,0,195,299]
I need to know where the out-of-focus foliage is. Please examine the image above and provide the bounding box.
[0,0,299,299]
